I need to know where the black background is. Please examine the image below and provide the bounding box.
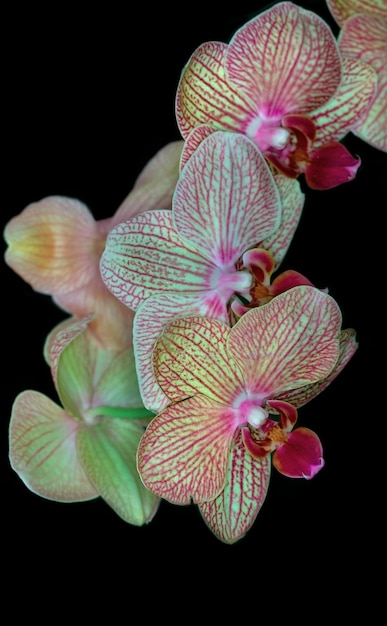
[2,0,384,610]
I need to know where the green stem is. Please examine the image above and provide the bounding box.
[86,405,155,420]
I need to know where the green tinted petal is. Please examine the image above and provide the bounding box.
[9,390,97,502]
[77,417,159,525]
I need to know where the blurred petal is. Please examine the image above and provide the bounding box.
[176,41,252,138]
[4,196,98,294]
[54,276,135,351]
[113,140,183,222]
[173,132,282,266]
[100,210,214,310]
[199,429,271,543]
[273,426,325,479]
[55,326,142,418]
[278,327,358,407]
[153,315,244,404]
[228,286,342,395]
[137,394,238,504]
[77,417,159,525]
[45,315,92,378]
[9,390,97,501]
[226,2,341,117]
[311,57,378,145]
[327,0,387,25]
[305,141,360,190]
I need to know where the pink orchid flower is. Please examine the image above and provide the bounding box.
[9,315,159,525]
[327,0,387,152]
[176,1,377,189]
[3,140,183,350]
[100,131,309,413]
[137,285,358,543]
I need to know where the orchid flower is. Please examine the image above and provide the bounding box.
[176,1,377,189]
[3,140,183,350]
[100,131,311,412]
[9,315,159,525]
[327,0,387,152]
[136,285,358,543]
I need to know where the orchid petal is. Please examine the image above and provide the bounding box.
[260,177,305,269]
[228,286,342,395]
[180,125,215,171]
[273,426,324,479]
[173,132,282,267]
[44,315,92,378]
[306,141,360,190]
[4,196,99,294]
[55,326,143,419]
[100,210,214,310]
[153,314,244,404]
[9,390,97,501]
[338,15,387,152]
[137,394,238,504]
[176,41,253,138]
[134,292,220,414]
[77,417,159,525]
[327,0,387,25]
[311,57,378,145]
[226,2,341,118]
[278,328,358,407]
[113,140,183,222]
[199,429,270,543]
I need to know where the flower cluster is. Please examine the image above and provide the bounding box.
[4,1,386,543]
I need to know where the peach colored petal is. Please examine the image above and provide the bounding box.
[4,196,99,294]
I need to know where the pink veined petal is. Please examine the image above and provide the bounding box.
[338,14,387,152]
[353,69,387,152]
[153,314,245,405]
[225,2,341,119]
[134,292,226,414]
[100,210,215,311]
[179,125,215,170]
[77,416,160,525]
[228,286,342,396]
[327,0,387,26]
[278,328,358,407]
[113,140,183,223]
[176,41,254,139]
[199,429,271,544]
[9,390,97,502]
[259,176,305,269]
[4,196,99,294]
[272,426,325,479]
[137,394,239,505]
[311,57,378,146]
[173,131,282,267]
[305,142,360,190]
